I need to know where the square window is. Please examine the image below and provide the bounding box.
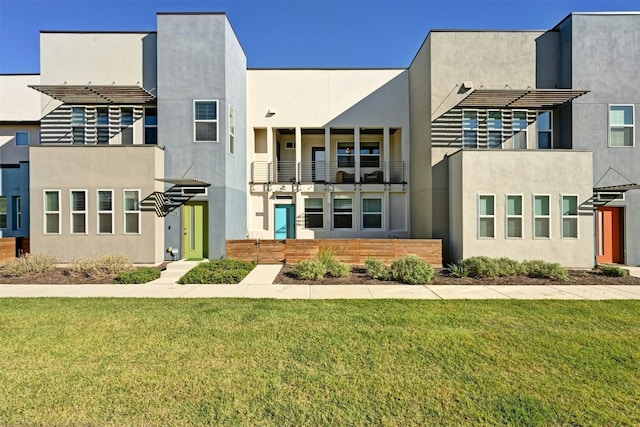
[15,132,29,146]
[194,101,218,142]
[610,105,634,147]
[304,197,323,229]
[362,197,382,229]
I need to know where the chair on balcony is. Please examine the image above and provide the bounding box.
[363,170,383,183]
[336,170,355,183]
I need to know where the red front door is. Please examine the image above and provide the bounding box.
[597,207,624,264]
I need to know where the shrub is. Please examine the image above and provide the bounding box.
[326,260,351,278]
[391,255,435,285]
[114,267,161,284]
[458,256,500,278]
[317,248,337,266]
[599,265,628,277]
[365,257,391,281]
[291,260,327,280]
[178,259,255,284]
[447,262,469,278]
[1,253,58,277]
[67,253,133,278]
[522,260,568,281]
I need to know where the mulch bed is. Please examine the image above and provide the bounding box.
[0,263,169,285]
[275,264,640,286]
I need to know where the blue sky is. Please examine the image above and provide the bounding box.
[0,0,638,73]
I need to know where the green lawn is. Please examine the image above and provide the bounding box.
[1,299,639,426]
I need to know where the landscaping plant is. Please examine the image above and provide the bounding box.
[178,259,256,284]
[365,257,391,280]
[521,260,569,281]
[391,255,435,285]
[291,260,327,280]
[114,267,161,284]
[67,253,133,278]
[0,253,58,277]
[599,265,628,277]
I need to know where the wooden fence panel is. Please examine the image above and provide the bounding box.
[256,240,286,264]
[0,238,16,262]
[394,239,442,267]
[359,239,396,264]
[318,239,361,264]
[285,240,319,264]
[226,240,259,263]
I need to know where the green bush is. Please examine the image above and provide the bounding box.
[291,260,327,280]
[114,267,161,284]
[317,248,337,266]
[391,255,435,285]
[178,259,255,284]
[522,260,568,281]
[326,260,351,278]
[447,262,469,278]
[458,256,501,278]
[67,253,133,278]
[1,253,58,277]
[599,265,628,277]
[365,257,391,280]
[496,257,525,277]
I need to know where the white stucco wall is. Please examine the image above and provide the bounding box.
[0,74,41,121]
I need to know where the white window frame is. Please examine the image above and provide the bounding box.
[505,194,523,239]
[44,190,61,235]
[362,196,383,230]
[608,104,635,148]
[97,189,114,235]
[0,196,7,229]
[123,189,141,235]
[478,194,495,239]
[15,131,29,146]
[70,190,88,234]
[462,109,479,149]
[14,196,22,230]
[512,110,528,149]
[193,100,219,143]
[144,107,157,145]
[303,197,324,229]
[537,110,553,149]
[561,194,579,239]
[332,196,353,230]
[533,194,551,239]
[487,110,503,149]
[229,104,235,155]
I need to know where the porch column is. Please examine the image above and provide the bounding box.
[383,191,391,231]
[266,127,274,182]
[295,127,302,183]
[354,127,361,183]
[324,126,331,183]
[383,127,390,183]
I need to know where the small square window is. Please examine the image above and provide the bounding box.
[15,132,29,146]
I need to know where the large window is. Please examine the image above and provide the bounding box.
[44,190,60,234]
[229,105,236,154]
[506,195,523,238]
[72,107,86,144]
[15,131,29,146]
[98,190,114,234]
[96,107,109,144]
[194,100,218,142]
[362,197,382,229]
[610,105,634,147]
[144,108,157,145]
[124,190,140,234]
[120,107,134,145]
[512,111,528,149]
[333,197,353,229]
[337,142,354,167]
[462,110,478,148]
[304,197,323,228]
[360,142,380,167]
[70,190,87,234]
[537,111,552,149]
[562,195,578,238]
[533,195,550,238]
[478,195,495,238]
[487,111,503,149]
[0,197,6,229]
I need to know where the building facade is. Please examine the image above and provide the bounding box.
[0,11,637,267]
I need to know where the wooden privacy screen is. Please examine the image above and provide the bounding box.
[227,239,443,267]
[0,238,16,262]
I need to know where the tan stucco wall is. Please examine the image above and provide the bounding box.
[0,126,38,164]
[0,74,41,121]
[29,145,164,263]
[449,150,594,268]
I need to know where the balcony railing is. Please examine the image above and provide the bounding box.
[251,160,405,184]
[300,161,327,183]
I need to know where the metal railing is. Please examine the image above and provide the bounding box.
[251,161,271,183]
[388,161,404,183]
[299,161,326,182]
[251,160,405,184]
[274,161,296,183]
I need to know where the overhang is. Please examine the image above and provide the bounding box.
[457,88,588,109]
[156,178,211,187]
[29,85,156,104]
[593,183,640,192]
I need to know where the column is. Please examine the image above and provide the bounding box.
[354,127,360,183]
[383,127,390,183]
[295,127,302,184]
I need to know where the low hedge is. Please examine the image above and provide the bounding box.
[114,267,161,284]
[178,259,256,284]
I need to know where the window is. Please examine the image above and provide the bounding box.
[562,195,578,238]
[360,142,380,167]
[337,142,354,167]
[0,197,6,228]
[506,195,523,238]
[144,108,157,145]
[72,107,86,144]
[120,107,134,145]
[333,197,353,229]
[478,195,495,238]
[610,105,634,147]
[124,190,140,234]
[12,196,21,230]
[487,111,503,149]
[15,131,29,146]
[70,190,87,234]
[96,107,109,144]
[512,111,528,149]
[362,197,382,229]
[533,195,550,238]
[228,106,237,154]
[462,110,478,148]
[44,190,60,234]
[304,197,323,228]
[537,111,552,149]
[98,190,113,234]
[194,100,218,142]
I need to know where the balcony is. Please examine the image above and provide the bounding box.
[251,160,405,184]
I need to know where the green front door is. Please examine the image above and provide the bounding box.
[184,202,207,259]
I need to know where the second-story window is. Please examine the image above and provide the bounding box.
[144,108,157,145]
[337,142,354,167]
[96,107,109,144]
[360,142,380,167]
[120,108,134,145]
[72,107,86,144]
[610,105,634,147]
[229,105,235,154]
[537,111,552,149]
[462,110,478,148]
[487,111,503,149]
[194,100,218,142]
[512,111,528,149]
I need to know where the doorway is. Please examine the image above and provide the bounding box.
[597,206,624,264]
[312,147,326,182]
[183,201,208,259]
[275,204,295,240]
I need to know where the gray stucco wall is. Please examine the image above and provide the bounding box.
[157,13,247,260]
[567,13,640,265]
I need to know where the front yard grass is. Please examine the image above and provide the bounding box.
[1,299,639,426]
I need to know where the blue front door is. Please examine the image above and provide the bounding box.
[275,205,295,240]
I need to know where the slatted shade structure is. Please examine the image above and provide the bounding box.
[29,85,156,104]
[594,183,640,192]
[457,89,588,109]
